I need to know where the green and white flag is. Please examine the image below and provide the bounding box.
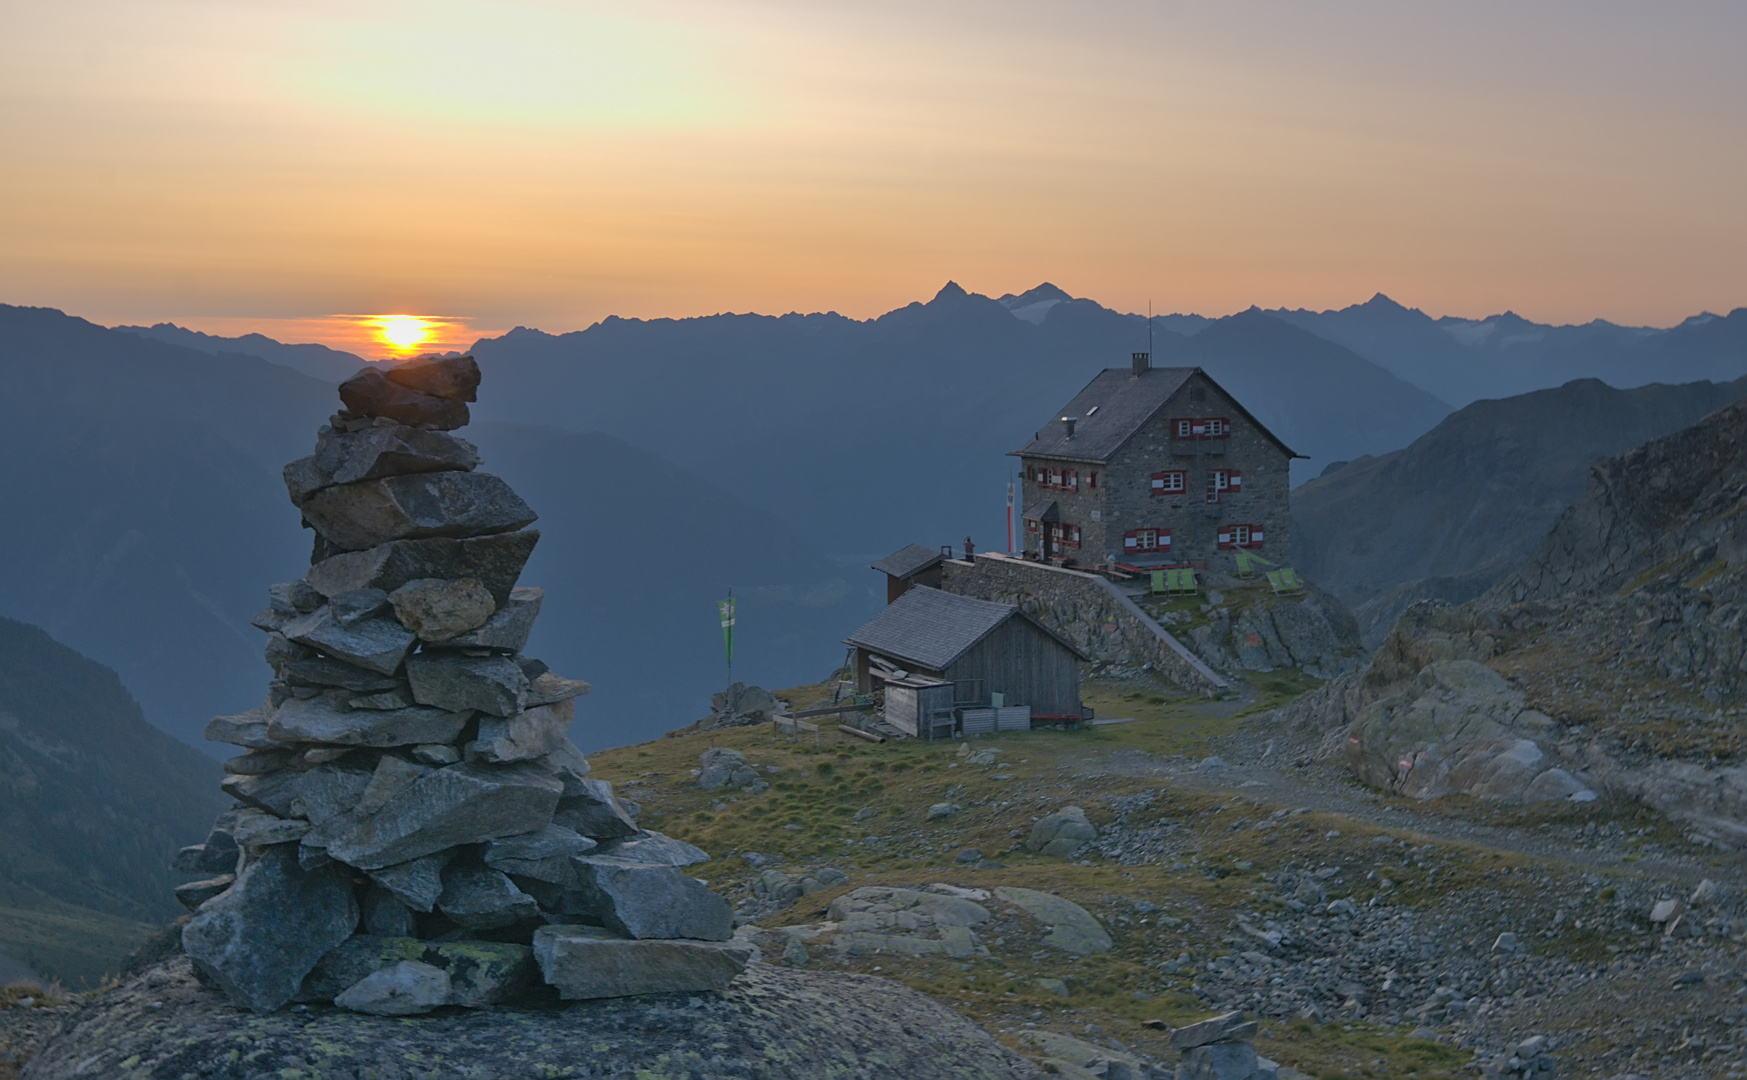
[718,593,736,666]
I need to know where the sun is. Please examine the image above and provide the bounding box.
[376,315,432,351]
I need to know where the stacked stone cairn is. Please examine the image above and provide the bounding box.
[173,354,751,1015]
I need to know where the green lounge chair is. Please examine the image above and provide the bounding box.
[1268,568,1304,595]
[1234,550,1256,577]
[1170,567,1198,595]
[1151,569,1167,596]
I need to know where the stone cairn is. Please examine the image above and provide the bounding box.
[173,354,751,1015]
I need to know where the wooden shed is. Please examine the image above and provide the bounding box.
[845,586,1087,731]
[871,543,946,604]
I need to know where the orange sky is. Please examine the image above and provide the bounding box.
[3,1,1744,339]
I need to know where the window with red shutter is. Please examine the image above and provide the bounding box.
[1227,470,1242,493]
[1174,419,1191,438]
[1217,526,1234,549]
[1063,523,1082,548]
[1151,471,1186,495]
[1087,472,1098,489]
[1066,470,1078,491]
[1123,530,1139,552]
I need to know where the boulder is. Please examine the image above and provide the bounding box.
[180,845,360,1013]
[298,935,536,1007]
[267,579,325,615]
[700,683,782,729]
[993,886,1112,954]
[284,424,480,505]
[532,926,752,999]
[596,830,710,867]
[360,886,416,937]
[364,851,454,913]
[828,887,992,930]
[1179,1041,1260,1080]
[551,778,640,840]
[220,748,295,775]
[537,738,593,793]
[437,862,541,929]
[333,959,451,1016]
[337,367,469,430]
[299,472,537,552]
[287,765,374,824]
[173,839,239,877]
[565,857,734,940]
[484,823,597,864]
[388,577,495,641]
[23,958,1045,1079]
[280,607,417,676]
[384,354,481,401]
[1020,1031,1141,1080]
[1026,805,1098,856]
[406,653,528,717]
[306,531,540,606]
[697,747,753,790]
[469,698,575,762]
[1171,1011,1259,1049]
[225,807,310,848]
[321,760,563,869]
[267,694,470,748]
[328,588,390,626]
[443,586,542,651]
[220,770,302,818]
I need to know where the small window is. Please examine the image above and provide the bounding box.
[1065,469,1078,491]
[1151,470,1186,495]
[1087,472,1098,489]
[1217,524,1264,550]
[1051,522,1082,549]
[1174,419,1192,439]
[1123,528,1169,553]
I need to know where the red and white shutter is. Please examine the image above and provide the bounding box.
[1151,471,1166,493]
[1227,470,1242,493]
[1159,530,1172,550]
[1123,530,1139,552]
[1217,526,1234,549]
[1249,525,1264,547]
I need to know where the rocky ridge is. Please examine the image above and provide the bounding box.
[1280,397,1747,845]
[163,354,751,1016]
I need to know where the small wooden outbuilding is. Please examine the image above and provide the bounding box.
[844,586,1087,735]
[870,543,946,604]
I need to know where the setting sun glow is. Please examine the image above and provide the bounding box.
[377,315,431,351]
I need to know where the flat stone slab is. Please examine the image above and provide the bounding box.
[444,586,543,651]
[268,694,471,748]
[307,530,539,606]
[23,959,1043,1080]
[299,471,537,552]
[280,607,417,676]
[320,760,562,870]
[470,698,575,762]
[993,886,1113,954]
[533,926,752,999]
[284,424,480,505]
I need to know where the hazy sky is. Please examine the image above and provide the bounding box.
[4,0,1744,344]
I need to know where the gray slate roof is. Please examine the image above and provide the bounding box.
[1010,365,1298,463]
[871,543,945,580]
[1021,499,1059,522]
[845,586,1086,670]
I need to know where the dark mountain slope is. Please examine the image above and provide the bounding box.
[116,322,366,383]
[0,617,227,985]
[1293,375,1747,643]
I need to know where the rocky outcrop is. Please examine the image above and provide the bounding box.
[1183,583,1365,680]
[1282,399,1747,843]
[694,682,783,730]
[22,958,1043,1080]
[175,355,749,1016]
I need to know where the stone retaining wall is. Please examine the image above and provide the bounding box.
[940,556,1226,694]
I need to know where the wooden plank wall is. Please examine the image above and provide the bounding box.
[945,618,1081,716]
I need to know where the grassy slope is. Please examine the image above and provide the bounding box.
[587,676,1549,1080]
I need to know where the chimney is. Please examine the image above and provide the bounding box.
[1061,416,1078,439]
[1132,351,1150,376]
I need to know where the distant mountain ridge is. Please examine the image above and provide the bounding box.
[116,322,366,383]
[1267,293,1747,407]
[1293,374,1747,644]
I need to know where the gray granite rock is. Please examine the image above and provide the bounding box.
[25,958,1044,1079]
[536,738,592,793]
[285,424,481,505]
[268,693,470,748]
[267,579,325,614]
[388,577,496,641]
[307,531,539,605]
[437,862,541,929]
[337,367,469,430]
[281,606,417,676]
[364,851,454,913]
[1025,805,1098,856]
[411,742,461,766]
[993,886,1112,954]
[173,840,239,877]
[551,778,639,840]
[333,960,450,1016]
[300,472,537,552]
[220,770,302,818]
[1178,1041,1259,1079]
[524,671,590,707]
[288,765,374,825]
[360,886,416,937]
[407,653,528,717]
[484,823,597,864]
[347,685,415,710]
[226,808,311,848]
[533,925,752,1000]
[277,657,403,693]
[1171,1011,1257,1049]
[442,586,542,651]
[220,748,295,775]
[298,935,536,1008]
[566,857,733,941]
[175,875,235,911]
[262,632,315,671]
[384,354,481,401]
[321,760,563,869]
[596,830,711,867]
[469,698,574,762]
[204,706,277,750]
[181,844,360,1013]
[328,588,390,626]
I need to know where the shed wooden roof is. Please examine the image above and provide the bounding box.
[1010,365,1300,463]
[870,543,945,580]
[844,586,1088,670]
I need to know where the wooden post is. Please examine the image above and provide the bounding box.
[838,725,885,744]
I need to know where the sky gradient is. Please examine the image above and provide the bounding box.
[4,0,1744,341]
